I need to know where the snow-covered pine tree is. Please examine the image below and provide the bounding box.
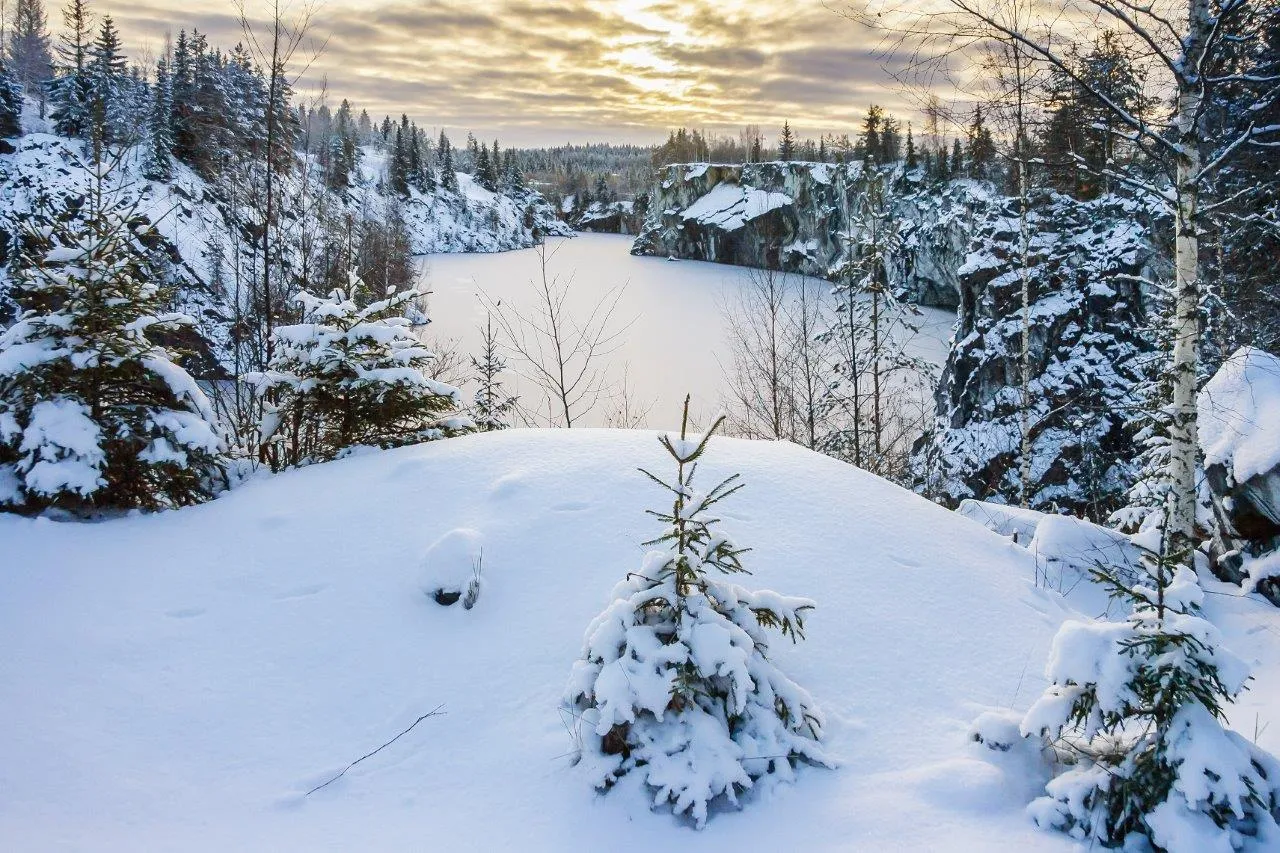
[87,15,127,147]
[1020,538,1280,850]
[0,61,22,139]
[470,312,516,431]
[142,56,173,181]
[438,130,458,192]
[564,398,829,828]
[248,271,464,468]
[48,0,94,140]
[474,144,494,191]
[0,169,226,514]
[8,0,54,100]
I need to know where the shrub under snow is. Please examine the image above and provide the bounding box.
[564,401,830,827]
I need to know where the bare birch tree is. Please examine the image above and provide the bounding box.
[481,242,630,428]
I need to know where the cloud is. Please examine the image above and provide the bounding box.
[95,0,917,146]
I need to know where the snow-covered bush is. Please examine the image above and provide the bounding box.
[563,399,830,827]
[0,190,225,514]
[248,272,464,467]
[1020,545,1280,851]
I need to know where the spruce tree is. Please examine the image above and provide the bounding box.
[48,0,94,140]
[966,105,995,177]
[470,312,516,431]
[950,137,964,175]
[248,271,463,468]
[8,0,53,99]
[0,61,22,138]
[474,144,494,191]
[87,15,126,146]
[1021,538,1280,850]
[0,171,226,514]
[860,105,883,163]
[778,120,795,161]
[564,398,829,827]
[438,130,458,192]
[905,123,918,171]
[142,57,173,180]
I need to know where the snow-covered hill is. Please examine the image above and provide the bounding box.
[0,124,570,370]
[2,429,1276,850]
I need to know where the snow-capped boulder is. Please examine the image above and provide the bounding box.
[421,527,484,608]
[1199,346,1280,603]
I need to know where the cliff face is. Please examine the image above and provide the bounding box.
[634,160,1166,517]
[911,192,1163,516]
[631,161,995,309]
[574,199,644,235]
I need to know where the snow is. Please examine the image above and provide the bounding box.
[680,182,793,231]
[13,398,105,497]
[0,428,1140,851]
[1199,346,1280,484]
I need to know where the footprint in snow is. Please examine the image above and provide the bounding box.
[165,607,207,619]
[274,583,329,601]
[552,501,592,513]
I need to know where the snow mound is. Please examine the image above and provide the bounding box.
[421,527,484,607]
[0,429,1223,850]
[1199,347,1280,484]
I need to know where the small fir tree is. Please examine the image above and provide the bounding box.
[0,176,226,514]
[248,271,464,468]
[1020,536,1280,850]
[564,398,830,828]
[470,311,517,431]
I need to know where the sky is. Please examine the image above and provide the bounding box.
[93,0,914,148]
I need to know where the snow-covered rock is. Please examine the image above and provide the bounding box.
[573,199,642,235]
[1200,346,1280,603]
[913,192,1161,517]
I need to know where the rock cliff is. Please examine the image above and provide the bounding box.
[631,161,996,310]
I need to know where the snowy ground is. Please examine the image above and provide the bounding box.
[420,234,956,429]
[4,430,1276,850]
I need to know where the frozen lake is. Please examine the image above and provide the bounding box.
[419,233,957,430]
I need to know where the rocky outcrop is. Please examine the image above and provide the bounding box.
[911,192,1163,517]
[574,199,644,235]
[1199,347,1280,605]
[631,161,995,309]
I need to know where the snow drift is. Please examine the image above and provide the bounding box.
[2,430,1277,850]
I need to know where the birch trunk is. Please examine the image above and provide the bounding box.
[1165,0,1209,558]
